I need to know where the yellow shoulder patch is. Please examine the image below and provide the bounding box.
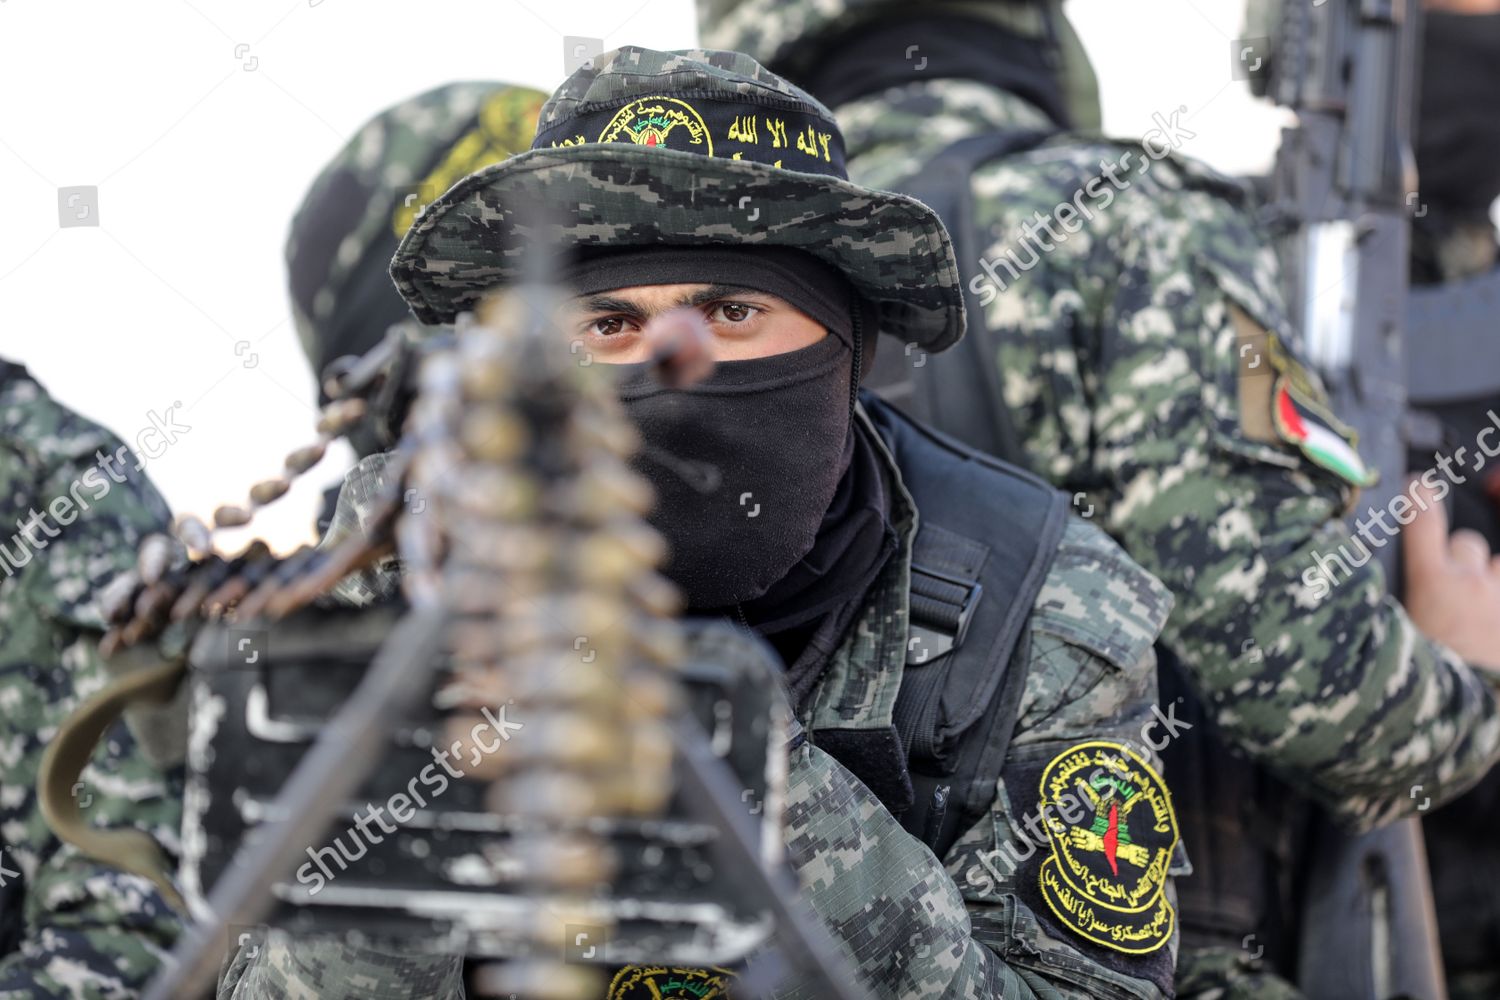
[608,965,736,999]
[1037,742,1178,955]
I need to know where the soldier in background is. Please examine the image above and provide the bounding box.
[284,81,545,532]
[1407,2,1500,995]
[698,1,1500,995]
[0,358,182,997]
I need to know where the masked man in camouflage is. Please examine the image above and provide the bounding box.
[219,46,1184,1000]
[0,359,182,997]
[696,2,1500,996]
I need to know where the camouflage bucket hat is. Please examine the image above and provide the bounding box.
[389,47,966,352]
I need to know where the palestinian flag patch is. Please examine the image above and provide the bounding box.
[1272,376,1378,488]
[1037,742,1178,956]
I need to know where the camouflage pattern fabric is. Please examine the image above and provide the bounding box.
[287,82,545,470]
[780,403,1181,999]
[217,400,1182,999]
[381,43,1187,998]
[389,47,966,353]
[314,450,404,608]
[795,73,1500,829]
[216,928,464,1000]
[1410,212,1498,285]
[1170,947,1304,1000]
[839,86,1499,1000]
[695,0,1104,132]
[0,361,183,997]
[694,0,1055,87]
[700,11,1500,991]
[287,81,545,383]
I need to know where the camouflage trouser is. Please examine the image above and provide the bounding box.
[1174,947,1305,1000]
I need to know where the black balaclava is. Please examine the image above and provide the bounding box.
[1410,11,1500,283]
[1415,12,1500,218]
[567,246,896,649]
[789,8,1073,128]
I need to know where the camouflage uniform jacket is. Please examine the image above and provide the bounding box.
[217,401,1181,999]
[0,363,183,998]
[828,78,1500,831]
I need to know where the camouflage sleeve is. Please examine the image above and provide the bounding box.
[978,147,1500,831]
[780,743,1050,1000]
[216,930,464,1000]
[783,520,1177,1000]
[0,372,184,997]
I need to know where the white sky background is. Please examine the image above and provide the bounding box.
[0,0,1284,553]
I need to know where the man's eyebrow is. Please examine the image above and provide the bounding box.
[576,285,767,315]
[577,294,643,315]
[678,284,762,308]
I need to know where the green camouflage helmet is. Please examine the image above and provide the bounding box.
[286,82,547,392]
[390,47,966,352]
[697,0,1102,131]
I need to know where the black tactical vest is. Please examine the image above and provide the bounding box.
[850,393,1069,860]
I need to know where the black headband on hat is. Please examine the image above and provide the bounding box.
[534,95,848,178]
[563,245,858,347]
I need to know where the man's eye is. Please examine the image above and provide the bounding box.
[710,302,758,324]
[589,317,631,337]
